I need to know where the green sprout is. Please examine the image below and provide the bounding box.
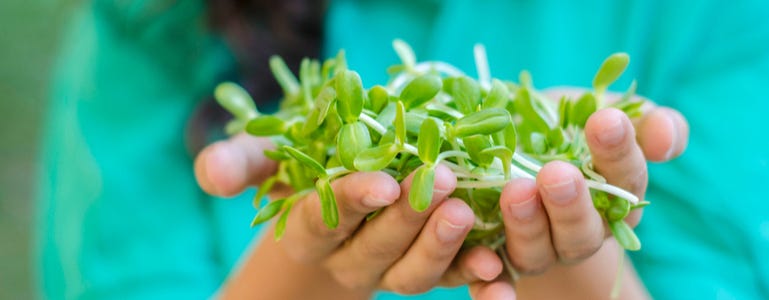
[215,40,647,254]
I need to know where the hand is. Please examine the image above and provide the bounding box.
[194,134,504,298]
[468,89,690,299]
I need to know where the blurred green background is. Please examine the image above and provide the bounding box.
[0,1,76,298]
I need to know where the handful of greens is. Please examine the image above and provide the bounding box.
[214,40,648,254]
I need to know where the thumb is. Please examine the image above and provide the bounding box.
[194,133,277,197]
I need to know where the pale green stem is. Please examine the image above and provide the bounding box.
[359,113,387,135]
[387,61,465,93]
[474,44,491,90]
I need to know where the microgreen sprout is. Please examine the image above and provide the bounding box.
[216,39,648,267]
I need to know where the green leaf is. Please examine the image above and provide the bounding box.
[502,123,517,154]
[224,119,246,135]
[614,100,645,119]
[519,70,533,88]
[393,39,416,68]
[214,82,257,120]
[463,135,494,167]
[417,118,442,164]
[400,74,442,109]
[558,96,571,129]
[409,165,435,212]
[336,70,365,123]
[405,111,428,134]
[446,76,481,114]
[245,115,287,136]
[274,204,292,240]
[482,79,509,109]
[299,58,313,104]
[263,149,290,161]
[570,93,597,128]
[269,56,300,96]
[480,146,513,178]
[620,79,637,103]
[529,132,547,154]
[395,101,407,145]
[513,88,550,133]
[282,145,326,178]
[354,143,400,171]
[631,200,651,210]
[316,177,340,229]
[251,198,285,227]
[368,85,390,114]
[606,197,631,222]
[333,49,348,75]
[591,190,610,213]
[547,127,565,149]
[593,52,629,91]
[323,105,344,141]
[453,108,511,137]
[337,121,373,170]
[609,220,641,251]
[253,175,277,208]
[311,86,337,126]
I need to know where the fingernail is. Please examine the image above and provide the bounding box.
[362,195,392,208]
[597,115,625,146]
[509,195,539,221]
[436,219,468,243]
[543,177,577,205]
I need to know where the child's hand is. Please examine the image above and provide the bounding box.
[469,92,689,299]
[195,134,503,297]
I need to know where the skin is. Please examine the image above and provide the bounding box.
[194,89,689,299]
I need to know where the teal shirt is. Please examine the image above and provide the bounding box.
[38,0,769,299]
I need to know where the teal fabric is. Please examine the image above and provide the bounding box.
[38,0,769,299]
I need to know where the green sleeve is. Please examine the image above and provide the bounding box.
[629,1,769,298]
[36,1,259,299]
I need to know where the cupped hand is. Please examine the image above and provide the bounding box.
[195,134,504,297]
[469,89,689,299]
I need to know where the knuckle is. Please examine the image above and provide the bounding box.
[386,279,432,295]
[512,260,552,276]
[330,268,373,290]
[356,239,401,259]
[557,242,602,263]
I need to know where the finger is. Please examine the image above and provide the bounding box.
[499,178,557,274]
[379,199,474,294]
[468,276,517,300]
[585,108,648,227]
[637,107,689,162]
[280,171,400,263]
[537,161,605,263]
[194,134,278,197]
[325,164,457,290]
[439,246,503,287]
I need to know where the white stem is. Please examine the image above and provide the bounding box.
[359,114,387,135]
[474,219,501,230]
[474,44,491,90]
[457,179,509,189]
[586,180,640,205]
[512,152,543,172]
[325,167,351,179]
[403,143,419,156]
[440,160,479,178]
[437,150,470,161]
